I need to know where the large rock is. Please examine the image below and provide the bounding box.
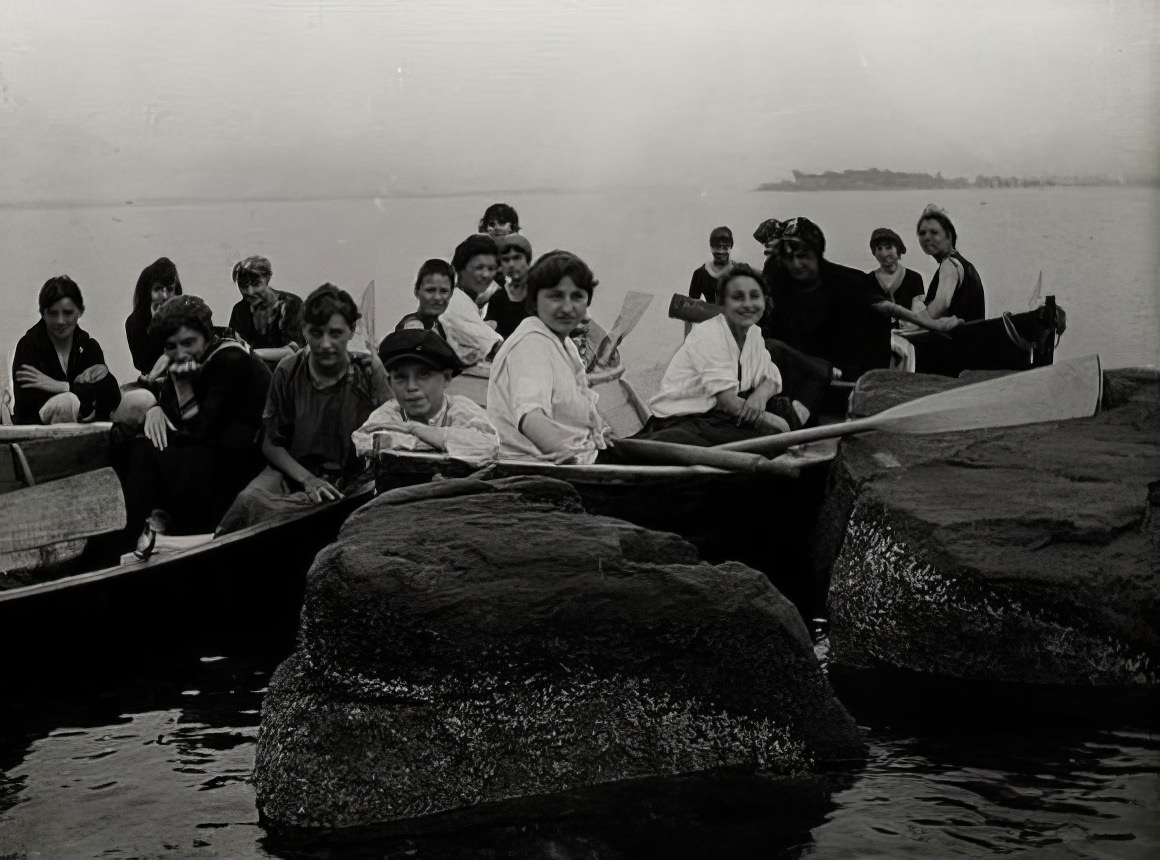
[255,476,864,832]
[820,367,1160,685]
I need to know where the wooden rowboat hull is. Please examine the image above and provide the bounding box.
[907,305,1061,377]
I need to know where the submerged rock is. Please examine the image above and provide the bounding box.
[255,475,864,832]
[821,367,1160,686]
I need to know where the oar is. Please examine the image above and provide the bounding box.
[0,349,12,425]
[596,291,654,365]
[609,437,789,474]
[0,466,126,555]
[613,354,1103,470]
[351,279,377,354]
[716,352,1103,457]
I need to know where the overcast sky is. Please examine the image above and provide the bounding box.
[1,0,1155,203]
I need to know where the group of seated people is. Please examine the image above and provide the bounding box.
[7,201,984,548]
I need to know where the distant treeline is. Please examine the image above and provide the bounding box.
[756,168,1157,192]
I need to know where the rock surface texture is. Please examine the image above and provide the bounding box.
[255,475,864,831]
[821,367,1160,686]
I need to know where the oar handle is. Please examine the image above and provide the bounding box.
[714,415,881,455]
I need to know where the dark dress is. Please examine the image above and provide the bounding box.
[865,268,925,329]
[483,286,529,339]
[761,260,892,382]
[125,312,162,375]
[227,290,306,350]
[687,265,720,303]
[118,337,271,536]
[925,251,986,321]
[11,320,121,424]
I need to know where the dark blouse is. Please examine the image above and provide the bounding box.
[11,320,121,424]
[865,268,925,329]
[227,290,306,350]
[688,265,720,303]
[925,251,986,322]
[483,286,529,339]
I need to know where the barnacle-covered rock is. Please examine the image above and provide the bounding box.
[255,475,864,831]
[821,367,1160,685]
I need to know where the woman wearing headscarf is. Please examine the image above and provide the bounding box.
[117,295,270,547]
[916,204,986,322]
[12,276,121,424]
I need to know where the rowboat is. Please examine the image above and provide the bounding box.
[0,422,373,641]
[905,298,1063,376]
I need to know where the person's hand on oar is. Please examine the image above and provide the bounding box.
[303,474,344,504]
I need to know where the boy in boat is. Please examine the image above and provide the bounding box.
[478,202,520,239]
[441,234,504,366]
[352,329,498,464]
[227,255,305,369]
[485,234,533,338]
[392,258,453,342]
[217,284,390,533]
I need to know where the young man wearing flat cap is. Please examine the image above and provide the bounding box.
[352,329,498,464]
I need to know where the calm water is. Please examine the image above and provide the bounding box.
[1,188,1157,857]
[0,629,1156,859]
[1,187,1157,402]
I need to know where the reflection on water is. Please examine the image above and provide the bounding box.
[0,632,1156,859]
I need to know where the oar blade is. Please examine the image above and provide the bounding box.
[0,467,126,555]
[871,353,1102,434]
[597,291,654,364]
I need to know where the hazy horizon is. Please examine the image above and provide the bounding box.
[2,0,1156,205]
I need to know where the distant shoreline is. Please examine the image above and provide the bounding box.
[756,168,1158,192]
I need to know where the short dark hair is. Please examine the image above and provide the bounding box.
[916,206,958,248]
[303,283,360,327]
[149,294,214,341]
[132,257,182,316]
[715,263,767,305]
[38,275,85,313]
[451,234,500,273]
[524,250,597,313]
[414,259,456,291]
[478,203,519,232]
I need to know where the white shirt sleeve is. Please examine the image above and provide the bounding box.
[442,288,503,364]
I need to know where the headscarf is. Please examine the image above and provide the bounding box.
[778,217,826,257]
[752,218,784,245]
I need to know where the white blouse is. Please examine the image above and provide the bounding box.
[648,313,781,419]
[487,316,607,463]
[441,287,503,365]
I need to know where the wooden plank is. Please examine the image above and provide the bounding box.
[0,467,126,554]
[0,431,111,489]
[0,539,87,575]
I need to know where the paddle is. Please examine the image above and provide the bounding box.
[610,437,791,474]
[596,291,654,366]
[0,349,12,425]
[0,466,126,556]
[614,354,1103,470]
[351,279,377,355]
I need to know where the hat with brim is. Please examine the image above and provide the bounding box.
[377,329,464,376]
[497,233,533,260]
[232,255,272,281]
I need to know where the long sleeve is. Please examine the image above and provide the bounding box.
[441,288,503,365]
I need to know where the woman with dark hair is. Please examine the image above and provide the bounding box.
[117,295,270,548]
[486,251,610,464]
[12,276,120,424]
[217,284,390,532]
[441,234,504,365]
[113,257,183,425]
[916,204,985,322]
[632,264,798,446]
[478,203,520,238]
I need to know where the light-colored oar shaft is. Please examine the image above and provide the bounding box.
[715,416,882,456]
[611,436,787,473]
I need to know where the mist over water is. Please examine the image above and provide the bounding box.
[1,187,1156,401]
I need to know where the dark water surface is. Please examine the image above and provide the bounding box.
[1,617,1156,859]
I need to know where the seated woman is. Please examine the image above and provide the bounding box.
[441,234,504,365]
[116,295,270,546]
[227,255,306,368]
[218,284,390,532]
[353,329,498,464]
[633,264,797,446]
[916,204,985,323]
[12,275,120,424]
[866,227,925,323]
[486,234,533,338]
[487,251,610,464]
[391,258,452,342]
[113,257,182,425]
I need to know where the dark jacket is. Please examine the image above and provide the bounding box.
[125,311,162,375]
[12,320,121,424]
[227,290,305,351]
[762,260,892,380]
[925,251,986,322]
[865,268,925,329]
[156,337,271,452]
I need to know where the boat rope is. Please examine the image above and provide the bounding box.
[1001,312,1038,366]
[10,443,35,487]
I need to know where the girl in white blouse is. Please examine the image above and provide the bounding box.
[487,251,609,464]
[636,264,798,446]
